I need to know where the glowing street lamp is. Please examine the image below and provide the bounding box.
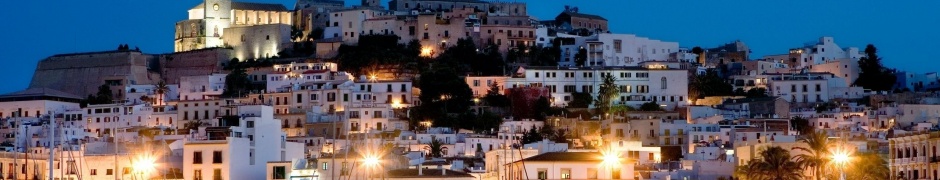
[362,155,381,180]
[831,151,851,180]
[599,149,622,179]
[132,154,158,178]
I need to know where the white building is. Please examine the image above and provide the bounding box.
[787,37,863,69]
[179,73,227,101]
[507,152,635,180]
[183,105,304,180]
[266,62,345,93]
[504,66,689,109]
[0,88,82,118]
[585,33,679,67]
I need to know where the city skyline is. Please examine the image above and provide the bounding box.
[1,0,938,94]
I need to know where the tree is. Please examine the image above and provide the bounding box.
[532,96,552,121]
[568,92,593,108]
[290,26,304,42]
[691,46,705,64]
[222,66,252,98]
[155,81,169,105]
[689,69,734,103]
[552,129,569,144]
[638,102,663,111]
[789,117,812,135]
[428,138,444,158]
[736,146,803,180]
[183,120,206,132]
[854,44,897,91]
[307,27,324,41]
[417,67,473,121]
[93,84,114,104]
[745,88,768,98]
[838,152,889,180]
[792,131,830,180]
[483,82,510,107]
[521,126,542,144]
[594,74,619,114]
[574,48,587,67]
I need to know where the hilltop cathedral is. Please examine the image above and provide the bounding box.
[175,0,293,60]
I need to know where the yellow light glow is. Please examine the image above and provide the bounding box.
[832,148,852,167]
[392,99,402,108]
[363,156,380,166]
[132,154,157,176]
[420,47,434,57]
[599,149,621,167]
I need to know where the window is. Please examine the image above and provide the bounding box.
[213,169,222,180]
[106,169,113,175]
[272,166,286,179]
[802,84,807,92]
[193,151,203,164]
[537,169,548,180]
[613,40,622,53]
[212,151,223,164]
[815,84,821,92]
[322,162,329,170]
[560,168,572,179]
[123,167,130,174]
[791,85,796,92]
[91,169,97,175]
[661,77,667,89]
[194,169,203,180]
[473,80,480,87]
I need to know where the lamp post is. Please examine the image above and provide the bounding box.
[831,151,850,180]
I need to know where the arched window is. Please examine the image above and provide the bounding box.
[661,77,667,89]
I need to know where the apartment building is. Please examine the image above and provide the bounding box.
[785,37,863,69]
[504,66,688,109]
[507,152,634,180]
[585,33,679,67]
[888,130,939,180]
[183,105,304,180]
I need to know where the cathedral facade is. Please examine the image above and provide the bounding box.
[175,0,293,54]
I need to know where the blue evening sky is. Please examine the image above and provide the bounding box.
[0,0,937,94]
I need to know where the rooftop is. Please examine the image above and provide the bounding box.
[191,2,289,12]
[559,11,607,21]
[385,169,474,178]
[523,66,677,71]
[0,88,84,102]
[514,152,605,163]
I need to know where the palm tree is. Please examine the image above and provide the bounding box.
[737,146,803,180]
[427,138,443,158]
[155,81,169,106]
[792,131,830,180]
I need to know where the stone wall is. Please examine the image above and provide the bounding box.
[160,48,232,84]
[29,51,160,98]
